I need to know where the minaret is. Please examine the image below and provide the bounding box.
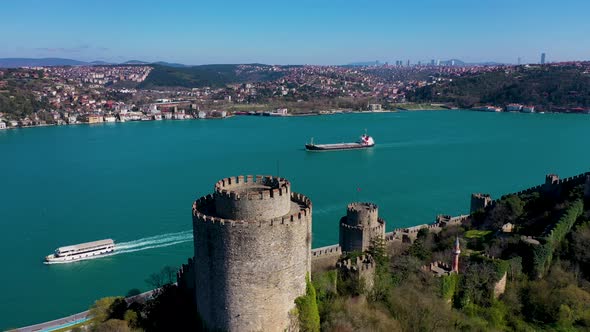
[452,236,461,273]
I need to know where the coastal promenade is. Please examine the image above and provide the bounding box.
[13,289,158,332]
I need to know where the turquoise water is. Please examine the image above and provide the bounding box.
[1,111,589,329]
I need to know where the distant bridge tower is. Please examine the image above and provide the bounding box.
[339,202,385,253]
[192,175,312,331]
[452,236,461,273]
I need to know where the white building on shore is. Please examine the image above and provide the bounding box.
[506,104,523,112]
[0,121,6,130]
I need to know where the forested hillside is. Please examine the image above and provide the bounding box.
[138,64,286,89]
[408,65,590,109]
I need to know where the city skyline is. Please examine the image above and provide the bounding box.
[1,0,590,65]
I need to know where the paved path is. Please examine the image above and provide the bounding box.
[14,289,158,332]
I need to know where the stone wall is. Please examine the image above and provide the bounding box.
[177,258,196,302]
[311,244,342,272]
[192,176,312,332]
[496,172,590,201]
[470,193,492,213]
[337,254,376,292]
[493,271,507,298]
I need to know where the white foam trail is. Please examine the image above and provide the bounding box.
[115,230,193,251]
[115,239,191,255]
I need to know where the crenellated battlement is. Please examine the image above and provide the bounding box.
[214,175,291,201]
[311,244,342,258]
[347,202,378,214]
[337,254,376,272]
[339,219,385,231]
[493,172,590,202]
[422,261,453,277]
[193,191,312,227]
[545,174,560,185]
[344,202,380,228]
[339,201,386,253]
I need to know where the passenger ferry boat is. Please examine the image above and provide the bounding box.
[44,239,115,264]
[305,133,375,151]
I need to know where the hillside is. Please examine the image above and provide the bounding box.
[138,64,286,89]
[0,58,90,68]
[408,64,590,109]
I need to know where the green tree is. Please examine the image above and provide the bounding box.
[89,297,119,323]
[295,273,320,332]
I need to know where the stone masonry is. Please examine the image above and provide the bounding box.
[337,254,376,292]
[192,175,312,332]
[339,202,385,253]
[470,193,492,213]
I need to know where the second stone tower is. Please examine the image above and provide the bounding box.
[339,202,385,253]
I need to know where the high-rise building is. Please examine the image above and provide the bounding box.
[541,53,546,65]
[406,60,410,67]
[517,57,521,65]
[430,59,435,66]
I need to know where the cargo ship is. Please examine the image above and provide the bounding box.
[44,239,115,264]
[305,133,375,151]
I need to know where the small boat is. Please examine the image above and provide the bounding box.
[305,133,375,151]
[44,239,115,264]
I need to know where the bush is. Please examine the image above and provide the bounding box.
[295,274,320,332]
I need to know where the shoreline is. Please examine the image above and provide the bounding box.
[1,107,588,132]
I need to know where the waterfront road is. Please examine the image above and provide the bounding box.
[13,289,158,332]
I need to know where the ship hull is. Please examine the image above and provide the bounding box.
[44,247,115,264]
[305,143,375,151]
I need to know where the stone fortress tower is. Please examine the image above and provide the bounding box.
[192,175,312,331]
[339,202,385,252]
[470,193,492,213]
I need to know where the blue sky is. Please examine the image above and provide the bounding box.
[1,0,589,65]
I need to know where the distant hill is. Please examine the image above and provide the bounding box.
[138,64,286,89]
[0,58,89,67]
[90,60,113,65]
[122,60,150,65]
[408,64,590,108]
[152,61,187,68]
[0,58,188,68]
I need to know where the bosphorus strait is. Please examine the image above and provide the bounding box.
[1,111,590,329]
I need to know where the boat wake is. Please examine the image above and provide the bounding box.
[43,230,194,264]
[114,230,193,255]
